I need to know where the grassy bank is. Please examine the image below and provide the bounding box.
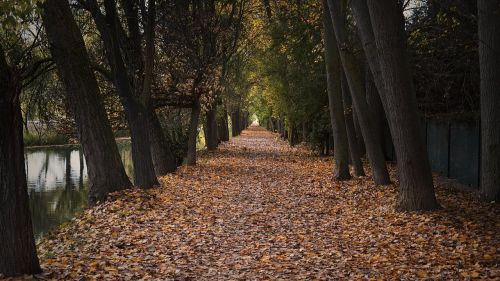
[23,131,68,147]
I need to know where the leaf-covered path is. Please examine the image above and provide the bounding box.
[33,126,499,280]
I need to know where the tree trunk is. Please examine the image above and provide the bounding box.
[302,121,308,142]
[478,0,500,202]
[206,105,218,150]
[187,99,201,165]
[127,102,159,188]
[217,106,230,142]
[288,124,295,146]
[280,118,287,139]
[365,65,392,159]
[323,1,351,180]
[352,106,365,156]
[341,70,365,177]
[0,50,41,276]
[231,110,240,137]
[327,0,389,184]
[348,0,387,105]
[148,109,177,176]
[41,0,132,202]
[366,0,439,211]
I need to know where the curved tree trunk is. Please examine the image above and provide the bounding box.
[478,0,500,202]
[323,1,351,180]
[365,0,439,211]
[327,0,390,185]
[187,99,201,165]
[41,0,132,203]
[341,70,365,177]
[0,50,41,276]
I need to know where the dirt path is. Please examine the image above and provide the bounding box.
[33,126,499,280]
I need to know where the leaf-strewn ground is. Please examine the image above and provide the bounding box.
[17,126,500,279]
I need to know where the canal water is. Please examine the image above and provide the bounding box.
[25,141,133,240]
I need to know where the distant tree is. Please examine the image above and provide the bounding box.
[156,0,246,164]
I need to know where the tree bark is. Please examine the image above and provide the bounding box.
[41,0,132,203]
[366,0,439,211]
[127,102,159,187]
[0,48,41,277]
[365,65,392,159]
[341,70,365,177]
[348,0,387,104]
[327,0,389,184]
[478,0,500,202]
[187,99,201,165]
[323,1,351,180]
[231,109,241,137]
[352,105,365,156]
[148,109,177,176]
[205,105,218,150]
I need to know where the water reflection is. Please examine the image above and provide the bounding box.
[25,141,133,239]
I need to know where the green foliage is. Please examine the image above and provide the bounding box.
[240,1,330,146]
[0,0,40,30]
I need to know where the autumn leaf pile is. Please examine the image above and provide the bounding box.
[10,126,499,280]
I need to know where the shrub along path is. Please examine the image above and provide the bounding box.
[30,126,499,279]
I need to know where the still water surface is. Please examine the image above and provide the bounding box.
[25,141,133,239]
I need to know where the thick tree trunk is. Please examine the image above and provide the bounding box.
[341,71,365,177]
[148,109,177,176]
[187,99,201,165]
[478,0,500,202]
[205,105,218,150]
[41,0,132,202]
[0,52,41,276]
[323,1,351,180]
[327,0,389,184]
[127,102,159,187]
[366,0,439,211]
